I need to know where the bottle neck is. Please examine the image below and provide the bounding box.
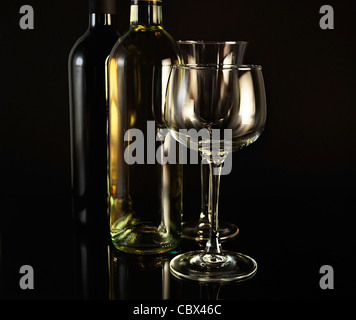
[89,13,115,28]
[88,0,116,28]
[130,1,163,27]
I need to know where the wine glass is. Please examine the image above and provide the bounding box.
[165,64,266,282]
[178,40,248,241]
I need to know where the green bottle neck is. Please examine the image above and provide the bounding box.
[130,1,163,27]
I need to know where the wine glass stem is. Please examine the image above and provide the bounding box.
[204,161,223,256]
[198,160,209,227]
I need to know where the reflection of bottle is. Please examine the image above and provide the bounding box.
[73,234,109,299]
[108,245,176,299]
[108,0,182,254]
[68,0,120,237]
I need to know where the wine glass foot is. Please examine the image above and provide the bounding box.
[182,220,239,242]
[170,250,257,282]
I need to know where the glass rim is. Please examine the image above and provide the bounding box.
[172,64,262,71]
[177,40,248,45]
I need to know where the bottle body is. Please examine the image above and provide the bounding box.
[108,1,183,254]
[68,6,119,238]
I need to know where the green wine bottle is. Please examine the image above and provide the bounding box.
[108,0,182,254]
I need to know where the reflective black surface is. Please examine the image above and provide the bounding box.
[0,189,355,300]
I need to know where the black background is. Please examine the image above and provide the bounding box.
[0,0,356,301]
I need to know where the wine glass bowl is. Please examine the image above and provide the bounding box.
[165,64,266,282]
[178,40,248,66]
[166,64,266,152]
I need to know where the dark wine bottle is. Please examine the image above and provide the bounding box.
[68,0,120,299]
[108,0,183,254]
[68,0,120,237]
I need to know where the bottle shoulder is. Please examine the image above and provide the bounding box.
[110,26,181,63]
[69,27,120,64]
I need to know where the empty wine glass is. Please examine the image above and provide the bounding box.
[178,40,248,241]
[165,64,266,282]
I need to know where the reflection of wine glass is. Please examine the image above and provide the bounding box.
[165,64,266,281]
[178,40,248,241]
